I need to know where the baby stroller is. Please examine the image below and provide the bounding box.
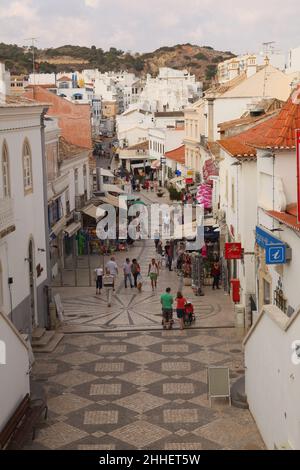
[184,301,195,326]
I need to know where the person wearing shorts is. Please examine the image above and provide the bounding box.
[94,267,103,295]
[148,258,159,291]
[160,288,174,330]
[176,291,187,330]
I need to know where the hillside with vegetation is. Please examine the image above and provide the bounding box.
[0,42,235,86]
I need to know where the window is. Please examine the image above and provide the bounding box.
[2,141,10,197]
[263,279,271,305]
[231,179,235,209]
[274,287,287,314]
[74,168,79,196]
[23,140,33,193]
[225,172,228,201]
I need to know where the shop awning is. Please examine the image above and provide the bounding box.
[103,184,126,194]
[151,160,160,170]
[131,163,151,169]
[99,169,115,178]
[98,194,121,208]
[51,217,67,237]
[82,204,105,221]
[64,222,81,238]
[169,176,185,184]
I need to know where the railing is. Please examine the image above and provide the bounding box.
[0,198,15,235]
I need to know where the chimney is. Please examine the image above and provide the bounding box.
[207,98,215,142]
[246,56,257,78]
[0,62,11,99]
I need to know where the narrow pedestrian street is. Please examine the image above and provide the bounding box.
[25,193,265,450]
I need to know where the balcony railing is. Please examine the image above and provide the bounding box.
[0,198,15,237]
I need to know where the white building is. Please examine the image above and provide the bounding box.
[137,67,202,113]
[0,77,50,334]
[286,45,300,74]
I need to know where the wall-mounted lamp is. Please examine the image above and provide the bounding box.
[231,161,242,166]
[38,248,46,253]
[24,258,30,262]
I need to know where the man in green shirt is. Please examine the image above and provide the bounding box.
[160,287,174,330]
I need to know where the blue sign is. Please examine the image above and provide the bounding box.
[175,170,182,176]
[256,226,286,265]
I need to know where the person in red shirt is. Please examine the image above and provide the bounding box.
[176,292,187,330]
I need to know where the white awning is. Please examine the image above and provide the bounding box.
[131,163,151,169]
[98,194,121,208]
[51,217,67,236]
[82,205,105,221]
[169,176,184,184]
[103,184,125,194]
[99,169,115,178]
[64,222,81,238]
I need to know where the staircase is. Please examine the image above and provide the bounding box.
[32,328,64,353]
[230,376,249,409]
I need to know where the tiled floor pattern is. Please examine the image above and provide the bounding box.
[27,329,265,450]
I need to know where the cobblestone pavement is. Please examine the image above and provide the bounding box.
[28,329,265,450]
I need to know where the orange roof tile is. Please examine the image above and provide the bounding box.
[266,204,300,232]
[218,117,277,158]
[246,86,300,149]
[165,145,185,164]
[57,76,72,82]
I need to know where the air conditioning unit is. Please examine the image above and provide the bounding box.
[74,212,82,223]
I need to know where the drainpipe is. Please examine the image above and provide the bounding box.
[40,109,52,328]
[207,98,215,142]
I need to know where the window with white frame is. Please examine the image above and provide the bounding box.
[2,141,10,197]
[23,140,33,193]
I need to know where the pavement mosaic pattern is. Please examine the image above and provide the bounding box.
[27,329,265,450]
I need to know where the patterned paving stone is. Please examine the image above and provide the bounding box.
[165,443,202,450]
[49,370,98,387]
[123,351,164,365]
[163,409,199,424]
[95,363,125,373]
[78,444,116,450]
[162,344,189,353]
[98,345,127,354]
[187,350,227,364]
[64,335,104,348]
[114,392,169,414]
[118,370,165,386]
[32,363,58,376]
[58,351,101,365]
[109,421,171,448]
[192,418,254,448]
[36,422,88,450]
[84,410,119,425]
[185,335,223,347]
[90,384,122,396]
[163,383,195,395]
[47,394,94,415]
[124,335,163,347]
[161,362,191,372]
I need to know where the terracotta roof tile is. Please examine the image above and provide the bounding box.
[247,86,300,149]
[59,136,89,160]
[165,145,185,164]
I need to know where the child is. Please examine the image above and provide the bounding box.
[176,291,187,331]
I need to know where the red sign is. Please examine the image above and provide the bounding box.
[225,242,242,260]
[297,129,300,223]
[185,178,194,185]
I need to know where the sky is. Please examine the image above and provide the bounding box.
[0,0,299,56]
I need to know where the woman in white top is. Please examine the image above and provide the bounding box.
[148,258,159,291]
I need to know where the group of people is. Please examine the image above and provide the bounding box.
[160,288,188,331]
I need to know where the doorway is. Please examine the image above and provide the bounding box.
[28,239,38,329]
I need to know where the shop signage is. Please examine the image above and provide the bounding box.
[296,129,300,223]
[175,170,182,176]
[256,226,286,265]
[185,178,194,185]
[187,170,194,176]
[224,242,242,260]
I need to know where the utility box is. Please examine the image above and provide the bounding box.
[234,304,245,328]
[230,278,240,303]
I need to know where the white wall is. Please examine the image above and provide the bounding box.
[0,313,30,431]
[0,108,48,322]
[245,305,300,449]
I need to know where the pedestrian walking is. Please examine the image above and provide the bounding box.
[123,258,134,288]
[103,269,114,307]
[154,230,160,252]
[148,258,159,291]
[211,260,221,290]
[176,291,187,331]
[160,287,174,330]
[106,256,119,291]
[94,265,103,295]
[165,241,173,272]
[131,259,141,287]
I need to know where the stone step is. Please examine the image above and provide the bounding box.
[32,327,46,340]
[32,333,64,353]
[32,330,55,347]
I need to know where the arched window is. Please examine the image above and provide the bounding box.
[23,139,33,193]
[2,141,10,198]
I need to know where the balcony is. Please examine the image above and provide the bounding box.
[0,198,15,238]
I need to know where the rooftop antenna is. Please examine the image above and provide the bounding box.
[25,37,39,85]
